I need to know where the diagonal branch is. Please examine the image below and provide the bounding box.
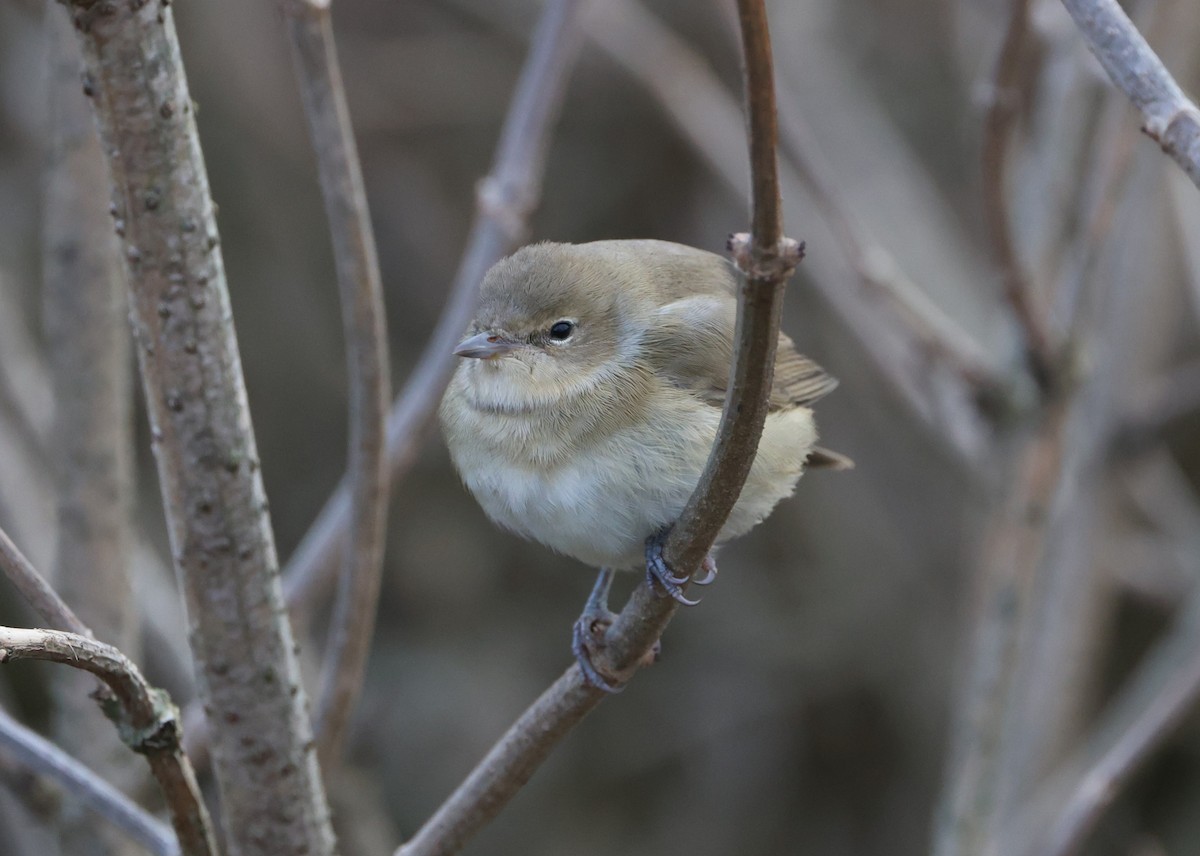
[0,707,177,856]
[281,0,587,617]
[277,0,393,767]
[394,2,800,853]
[0,527,214,856]
[1058,0,1200,188]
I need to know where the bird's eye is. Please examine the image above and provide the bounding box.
[548,320,575,341]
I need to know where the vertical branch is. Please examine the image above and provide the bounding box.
[980,0,1059,391]
[42,10,141,853]
[395,2,801,853]
[62,3,336,855]
[281,0,587,616]
[277,0,393,766]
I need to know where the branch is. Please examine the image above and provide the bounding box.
[0,707,178,856]
[277,0,393,767]
[62,2,336,853]
[281,0,586,616]
[981,0,1059,392]
[0,527,86,635]
[1059,0,1200,188]
[395,2,799,852]
[0,626,212,856]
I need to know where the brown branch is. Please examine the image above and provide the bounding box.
[0,624,212,856]
[281,0,586,617]
[0,707,178,856]
[395,2,799,853]
[277,0,393,767]
[981,0,1059,392]
[62,2,336,854]
[1059,0,1200,188]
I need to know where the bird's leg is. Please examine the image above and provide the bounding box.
[644,528,715,605]
[572,567,624,693]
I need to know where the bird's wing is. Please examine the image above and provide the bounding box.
[642,295,839,412]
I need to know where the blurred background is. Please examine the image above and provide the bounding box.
[2,0,1200,854]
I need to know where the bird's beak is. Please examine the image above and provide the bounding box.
[453,331,521,360]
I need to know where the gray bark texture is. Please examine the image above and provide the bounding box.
[62,3,336,854]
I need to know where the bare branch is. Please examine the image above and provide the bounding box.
[396,2,800,852]
[277,0,393,766]
[61,2,335,853]
[0,626,214,856]
[981,0,1059,391]
[991,452,1200,855]
[0,707,177,856]
[0,524,87,635]
[281,0,587,616]
[1059,0,1200,187]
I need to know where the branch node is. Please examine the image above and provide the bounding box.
[475,175,535,244]
[727,232,805,282]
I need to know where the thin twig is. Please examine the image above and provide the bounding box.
[0,525,87,635]
[1058,0,1200,187]
[63,1,336,853]
[277,0,393,767]
[0,707,178,856]
[395,2,799,853]
[0,625,213,856]
[981,0,1059,391]
[281,0,587,616]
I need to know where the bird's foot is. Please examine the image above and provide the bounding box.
[644,529,716,605]
[572,567,625,693]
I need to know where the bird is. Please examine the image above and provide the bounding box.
[439,239,848,690]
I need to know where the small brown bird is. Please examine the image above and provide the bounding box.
[439,239,847,689]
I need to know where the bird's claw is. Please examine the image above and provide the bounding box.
[691,555,718,587]
[644,529,705,606]
[572,567,625,693]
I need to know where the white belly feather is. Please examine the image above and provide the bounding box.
[444,383,817,570]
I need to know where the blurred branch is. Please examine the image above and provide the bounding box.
[0,528,213,856]
[1058,0,1200,187]
[0,708,177,856]
[61,1,336,853]
[395,1,799,852]
[278,0,393,767]
[281,0,587,615]
[1112,357,1200,458]
[42,12,142,847]
[933,403,1073,856]
[981,0,1059,391]
[0,527,87,635]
